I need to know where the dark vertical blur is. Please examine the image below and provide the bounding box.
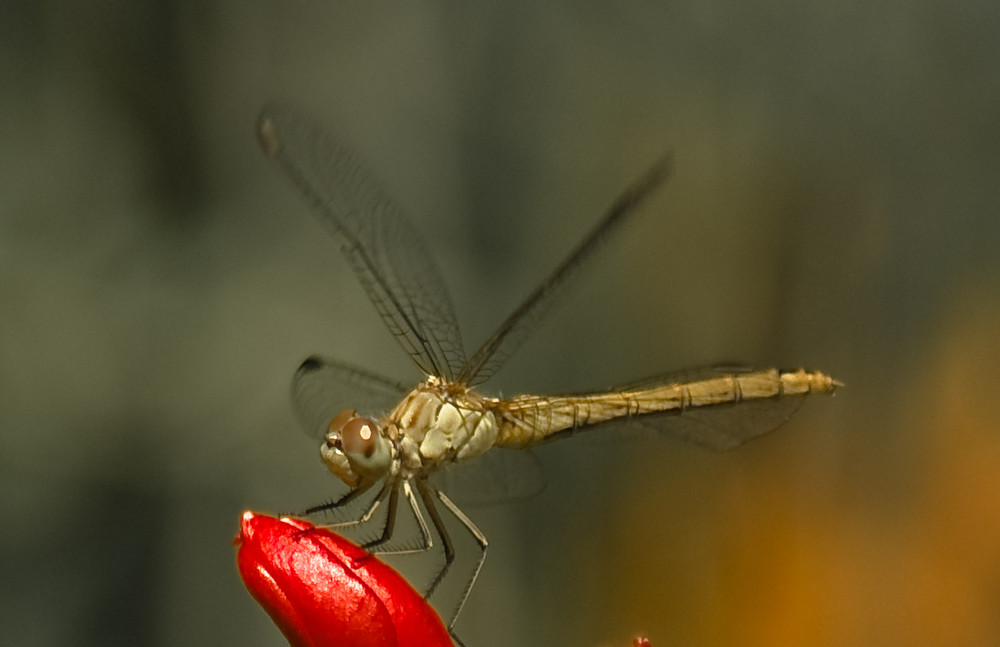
[2,2,999,646]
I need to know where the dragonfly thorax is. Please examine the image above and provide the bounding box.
[388,378,502,478]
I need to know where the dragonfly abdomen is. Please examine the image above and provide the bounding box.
[495,368,839,448]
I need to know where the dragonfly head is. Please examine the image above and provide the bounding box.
[320,409,393,487]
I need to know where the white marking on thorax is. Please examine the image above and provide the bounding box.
[391,387,500,471]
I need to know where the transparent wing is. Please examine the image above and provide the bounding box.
[611,365,804,450]
[627,397,805,450]
[612,364,759,391]
[458,156,672,385]
[291,355,409,439]
[429,448,546,505]
[259,102,466,379]
[515,366,810,451]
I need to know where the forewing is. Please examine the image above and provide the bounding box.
[259,102,466,378]
[459,156,672,385]
[291,355,409,439]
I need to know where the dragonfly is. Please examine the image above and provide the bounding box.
[257,102,839,640]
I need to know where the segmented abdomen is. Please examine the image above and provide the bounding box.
[494,368,839,449]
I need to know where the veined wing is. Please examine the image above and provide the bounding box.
[429,447,546,506]
[458,155,672,386]
[494,368,840,451]
[258,103,466,379]
[291,355,409,439]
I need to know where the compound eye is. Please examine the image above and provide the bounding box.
[328,409,356,434]
[341,416,379,458]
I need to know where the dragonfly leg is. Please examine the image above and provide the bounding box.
[435,489,488,635]
[361,475,401,551]
[301,479,375,517]
[413,478,455,600]
[403,480,433,552]
[412,480,486,647]
[359,480,437,557]
[300,477,396,537]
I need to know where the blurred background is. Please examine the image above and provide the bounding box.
[2,2,999,646]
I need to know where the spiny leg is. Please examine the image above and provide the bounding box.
[301,477,393,535]
[361,475,401,551]
[435,489,488,635]
[301,479,375,517]
[413,478,456,601]
[361,480,437,557]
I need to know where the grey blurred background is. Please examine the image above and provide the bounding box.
[3,2,999,646]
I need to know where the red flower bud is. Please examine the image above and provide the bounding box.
[236,511,452,647]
